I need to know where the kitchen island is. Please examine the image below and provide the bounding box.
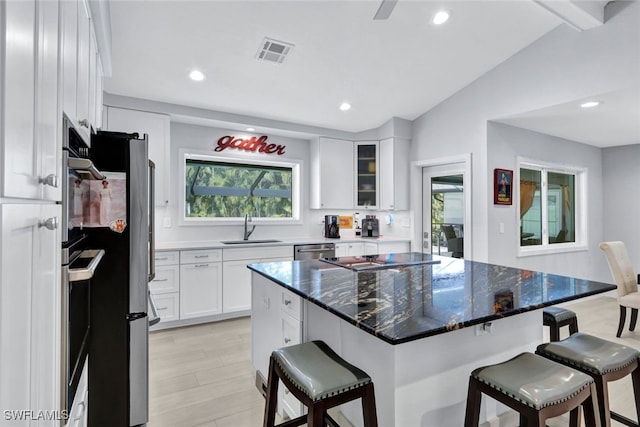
[249,254,615,427]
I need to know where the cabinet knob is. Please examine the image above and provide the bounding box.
[283,299,291,306]
[194,264,209,268]
[284,337,291,344]
[79,119,90,128]
[39,174,58,188]
[39,217,58,231]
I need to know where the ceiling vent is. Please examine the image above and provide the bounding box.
[256,38,294,64]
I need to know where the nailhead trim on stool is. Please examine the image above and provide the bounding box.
[464,352,601,427]
[543,306,579,342]
[537,332,640,427]
[263,341,378,427]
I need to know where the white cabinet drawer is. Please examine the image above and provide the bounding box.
[181,249,222,264]
[152,293,179,323]
[223,245,292,261]
[280,288,302,321]
[149,265,179,294]
[280,311,301,347]
[154,251,179,266]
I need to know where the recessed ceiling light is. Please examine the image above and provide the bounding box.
[246,127,255,132]
[339,102,351,111]
[580,101,601,108]
[189,70,205,82]
[432,10,450,25]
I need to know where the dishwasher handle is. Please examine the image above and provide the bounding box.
[296,247,334,253]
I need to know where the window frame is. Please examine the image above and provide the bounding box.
[179,150,302,226]
[516,157,588,257]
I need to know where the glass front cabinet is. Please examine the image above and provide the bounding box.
[355,141,379,209]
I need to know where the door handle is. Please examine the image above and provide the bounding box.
[68,249,105,281]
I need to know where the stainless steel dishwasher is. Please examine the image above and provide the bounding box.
[293,243,336,260]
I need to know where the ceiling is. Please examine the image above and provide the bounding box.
[104,0,638,147]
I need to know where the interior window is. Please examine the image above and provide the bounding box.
[519,161,582,252]
[184,158,296,220]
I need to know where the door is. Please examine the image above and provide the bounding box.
[422,164,466,258]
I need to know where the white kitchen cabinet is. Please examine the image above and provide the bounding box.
[0,204,61,426]
[150,251,180,326]
[150,293,180,324]
[222,246,293,314]
[1,0,61,201]
[179,250,223,319]
[310,137,354,209]
[335,242,365,257]
[75,0,91,136]
[355,141,379,209]
[377,241,411,254]
[104,107,171,205]
[65,361,88,427]
[379,137,410,211]
[364,242,378,255]
[61,0,78,128]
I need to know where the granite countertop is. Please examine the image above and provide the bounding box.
[248,254,616,345]
[156,235,410,251]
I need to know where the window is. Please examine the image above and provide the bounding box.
[182,153,300,222]
[518,159,586,255]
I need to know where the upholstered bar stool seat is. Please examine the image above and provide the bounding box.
[263,340,378,427]
[464,352,600,427]
[543,306,579,341]
[537,332,640,427]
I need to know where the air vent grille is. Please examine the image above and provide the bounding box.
[256,38,294,64]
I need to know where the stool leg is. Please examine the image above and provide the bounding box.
[263,358,280,427]
[550,325,560,342]
[569,318,579,335]
[630,308,638,332]
[361,383,378,427]
[617,306,627,338]
[519,413,529,426]
[464,377,482,427]
[308,401,325,427]
[594,376,611,427]
[632,365,640,425]
[581,383,601,427]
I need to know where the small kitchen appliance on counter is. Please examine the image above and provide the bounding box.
[324,215,340,238]
[361,215,380,237]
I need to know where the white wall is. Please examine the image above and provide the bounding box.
[487,122,607,281]
[410,1,639,280]
[156,122,411,243]
[602,144,640,270]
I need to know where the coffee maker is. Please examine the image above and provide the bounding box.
[361,215,380,237]
[324,215,340,238]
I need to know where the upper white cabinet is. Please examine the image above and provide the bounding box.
[0,204,61,426]
[310,137,354,209]
[103,106,171,205]
[1,0,61,201]
[379,138,410,211]
[355,141,379,209]
[60,0,103,145]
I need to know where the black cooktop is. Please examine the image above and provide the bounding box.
[320,252,441,271]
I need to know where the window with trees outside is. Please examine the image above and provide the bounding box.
[519,159,586,254]
[183,155,299,222]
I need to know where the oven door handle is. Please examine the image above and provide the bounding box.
[68,249,105,282]
[67,157,106,181]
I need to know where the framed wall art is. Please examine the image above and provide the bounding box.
[494,168,513,205]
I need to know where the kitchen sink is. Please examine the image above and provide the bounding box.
[221,239,282,245]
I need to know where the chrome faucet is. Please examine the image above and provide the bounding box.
[244,213,256,240]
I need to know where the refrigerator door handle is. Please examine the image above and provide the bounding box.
[148,159,156,282]
[148,291,161,326]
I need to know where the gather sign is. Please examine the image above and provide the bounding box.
[214,135,286,155]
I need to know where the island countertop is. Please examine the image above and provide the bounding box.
[248,253,615,345]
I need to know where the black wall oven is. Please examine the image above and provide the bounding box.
[61,115,105,413]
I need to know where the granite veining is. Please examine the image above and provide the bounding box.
[248,253,616,345]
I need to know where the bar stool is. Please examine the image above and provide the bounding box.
[543,306,579,342]
[537,332,640,427]
[464,352,600,427]
[263,340,378,427]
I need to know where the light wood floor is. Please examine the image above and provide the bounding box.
[148,295,639,427]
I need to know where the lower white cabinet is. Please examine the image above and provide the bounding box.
[336,240,411,257]
[151,293,179,323]
[377,241,411,254]
[335,242,364,257]
[0,203,61,426]
[222,246,293,314]
[180,250,223,319]
[65,361,88,427]
[150,251,180,328]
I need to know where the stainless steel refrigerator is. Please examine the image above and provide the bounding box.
[87,130,156,427]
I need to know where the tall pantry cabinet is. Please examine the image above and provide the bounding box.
[0,1,105,425]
